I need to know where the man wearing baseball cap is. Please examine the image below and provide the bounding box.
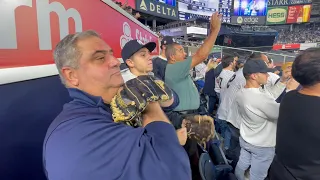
[120,39,187,146]
[233,60,280,180]
[152,36,175,81]
[120,40,156,82]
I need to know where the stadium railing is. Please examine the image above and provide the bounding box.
[180,41,296,66]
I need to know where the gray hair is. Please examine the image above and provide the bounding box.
[53,30,100,85]
[165,42,179,61]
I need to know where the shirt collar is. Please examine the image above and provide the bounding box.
[67,88,110,111]
[158,55,167,61]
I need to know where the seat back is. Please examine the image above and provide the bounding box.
[0,76,71,180]
[199,152,217,180]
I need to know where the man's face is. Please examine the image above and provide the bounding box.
[232,57,238,70]
[127,47,153,74]
[256,72,269,85]
[173,44,187,62]
[68,36,123,95]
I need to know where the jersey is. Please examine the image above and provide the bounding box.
[214,69,235,94]
[217,68,246,122]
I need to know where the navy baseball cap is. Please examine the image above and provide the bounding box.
[121,40,156,62]
[161,36,175,46]
[243,60,273,75]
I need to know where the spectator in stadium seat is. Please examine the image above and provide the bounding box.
[214,55,237,101]
[275,62,301,103]
[214,55,237,150]
[120,39,186,145]
[234,60,281,180]
[43,30,191,180]
[235,58,245,71]
[221,52,290,168]
[269,47,320,180]
[152,36,175,81]
[203,59,218,115]
[164,12,221,180]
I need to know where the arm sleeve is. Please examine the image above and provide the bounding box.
[265,80,286,99]
[256,94,280,122]
[162,90,180,112]
[44,117,188,180]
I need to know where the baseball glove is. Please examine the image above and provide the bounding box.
[111,75,173,125]
[184,115,215,147]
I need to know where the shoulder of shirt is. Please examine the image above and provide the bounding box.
[45,101,113,141]
[121,69,136,82]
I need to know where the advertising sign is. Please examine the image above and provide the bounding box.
[177,0,219,17]
[136,0,179,20]
[233,0,268,16]
[266,6,288,24]
[231,16,266,25]
[267,0,312,6]
[300,43,317,50]
[0,0,159,69]
[272,43,301,50]
[286,4,312,23]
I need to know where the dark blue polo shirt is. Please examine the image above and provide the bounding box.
[43,88,191,180]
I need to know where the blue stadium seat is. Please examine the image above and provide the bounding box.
[199,152,216,180]
[0,76,71,180]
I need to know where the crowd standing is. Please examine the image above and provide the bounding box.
[41,8,320,180]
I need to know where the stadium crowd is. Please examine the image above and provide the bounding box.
[275,23,320,44]
[41,9,320,180]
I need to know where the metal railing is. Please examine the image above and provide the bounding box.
[181,42,297,65]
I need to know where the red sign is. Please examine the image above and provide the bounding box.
[116,0,136,9]
[286,4,312,24]
[272,44,301,50]
[0,0,158,69]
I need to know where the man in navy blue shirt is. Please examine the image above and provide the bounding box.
[43,30,191,180]
[152,36,175,81]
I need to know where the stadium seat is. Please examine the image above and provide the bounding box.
[199,152,216,180]
[0,76,71,180]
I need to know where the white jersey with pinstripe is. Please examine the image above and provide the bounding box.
[217,68,245,123]
[214,69,235,94]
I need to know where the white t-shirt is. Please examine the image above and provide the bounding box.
[224,69,286,128]
[121,69,154,82]
[121,69,136,82]
[193,63,207,80]
[265,72,280,88]
[214,69,235,94]
[234,88,280,147]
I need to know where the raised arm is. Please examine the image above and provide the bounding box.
[191,12,222,69]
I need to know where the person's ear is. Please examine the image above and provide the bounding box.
[169,54,176,62]
[250,73,257,80]
[163,45,166,51]
[61,67,79,86]
[125,59,134,68]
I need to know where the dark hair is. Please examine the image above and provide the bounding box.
[165,42,180,61]
[248,52,263,61]
[292,47,320,87]
[221,55,235,68]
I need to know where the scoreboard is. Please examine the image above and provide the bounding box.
[178,0,232,22]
